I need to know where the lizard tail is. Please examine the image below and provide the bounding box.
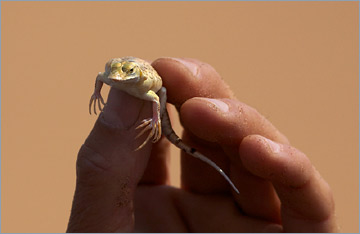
[161,109,240,194]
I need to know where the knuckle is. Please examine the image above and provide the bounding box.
[76,144,112,185]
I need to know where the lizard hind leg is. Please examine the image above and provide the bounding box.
[134,118,160,151]
[134,99,162,151]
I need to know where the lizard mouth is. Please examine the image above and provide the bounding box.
[109,76,140,83]
[108,71,123,80]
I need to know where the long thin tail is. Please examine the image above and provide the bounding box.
[161,108,240,194]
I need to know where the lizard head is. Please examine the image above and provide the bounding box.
[106,60,141,83]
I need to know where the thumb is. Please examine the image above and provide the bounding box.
[67,88,153,232]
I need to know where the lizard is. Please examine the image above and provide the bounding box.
[89,56,240,194]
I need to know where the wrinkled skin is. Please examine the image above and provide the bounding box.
[67,58,338,232]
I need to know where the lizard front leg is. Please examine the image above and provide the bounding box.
[89,73,106,115]
[134,90,162,151]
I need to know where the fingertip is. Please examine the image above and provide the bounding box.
[239,135,337,231]
[152,57,234,105]
[102,88,148,128]
[151,58,198,105]
[239,135,313,187]
[179,97,232,143]
[152,57,200,79]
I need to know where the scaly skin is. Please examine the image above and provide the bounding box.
[89,57,162,150]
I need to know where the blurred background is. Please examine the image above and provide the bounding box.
[2,1,358,232]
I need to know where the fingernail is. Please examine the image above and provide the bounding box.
[203,98,229,112]
[170,58,200,77]
[264,137,282,153]
[262,224,283,233]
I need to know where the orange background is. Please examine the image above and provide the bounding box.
[1,1,358,233]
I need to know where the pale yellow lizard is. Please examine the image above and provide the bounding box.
[89,57,239,194]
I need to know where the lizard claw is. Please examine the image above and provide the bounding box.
[134,118,161,151]
[89,92,105,115]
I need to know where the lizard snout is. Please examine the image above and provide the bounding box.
[108,71,124,81]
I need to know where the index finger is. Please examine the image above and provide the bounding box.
[152,58,238,193]
[152,58,235,107]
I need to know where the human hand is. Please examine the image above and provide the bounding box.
[67,58,338,232]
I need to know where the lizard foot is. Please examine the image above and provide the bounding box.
[89,92,105,115]
[134,118,162,150]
